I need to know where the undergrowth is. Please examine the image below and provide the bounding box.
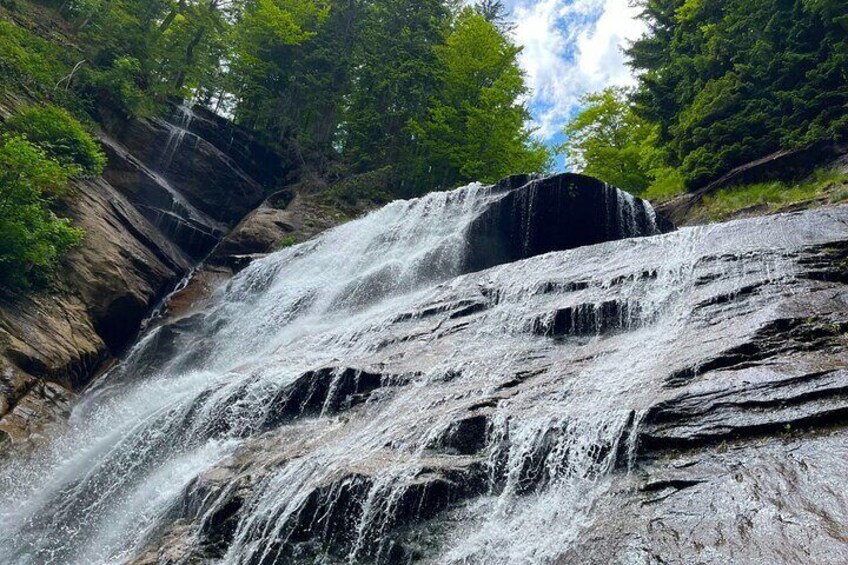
[703,168,848,221]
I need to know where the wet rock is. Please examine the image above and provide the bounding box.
[560,431,848,564]
[100,106,269,226]
[8,179,848,565]
[0,381,74,448]
[464,173,674,272]
[262,367,403,430]
[100,139,225,259]
[0,102,285,452]
[429,412,491,455]
[533,300,645,338]
[167,104,288,189]
[0,176,193,447]
[207,189,353,269]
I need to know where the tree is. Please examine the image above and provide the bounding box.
[474,0,513,32]
[155,0,229,96]
[341,0,451,178]
[410,8,549,192]
[0,136,83,289]
[229,0,328,135]
[561,87,683,198]
[562,88,652,194]
[628,0,848,190]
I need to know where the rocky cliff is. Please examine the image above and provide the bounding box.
[0,103,285,450]
[2,171,847,565]
[125,200,846,565]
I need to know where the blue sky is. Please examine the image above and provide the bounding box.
[491,0,647,169]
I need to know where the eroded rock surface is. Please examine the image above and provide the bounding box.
[3,180,847,565]
[133,205,848,564]
[0,104,283,451]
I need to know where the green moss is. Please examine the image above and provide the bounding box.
[703,168,848,221]
[275,236,298,250]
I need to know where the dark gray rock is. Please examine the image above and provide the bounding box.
[464,173,674,272]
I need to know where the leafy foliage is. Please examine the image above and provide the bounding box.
[5,104,106,176]
[229,0,330,141]
[0,135,83,288]
[81,56,159,117]
[561,87,683,198]
[411,8,549,190]
[0,19,71,97]
[341,0,451,181]
[628,0,848,190]
[323,166,394,206]
[227,0,549,195]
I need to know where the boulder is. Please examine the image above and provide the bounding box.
[464,173,674,272]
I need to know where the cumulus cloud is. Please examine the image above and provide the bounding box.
[506,0,646,140]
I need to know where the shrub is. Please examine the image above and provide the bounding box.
[275,236,298,250]
[4,104,106,176]
[0,20,69,95]
[81,57,159,118]
[324,166,394,206]
[0,135,84,289]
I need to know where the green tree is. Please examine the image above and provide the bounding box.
[229,0,330,141]
[154,0,230,96]
[0,135,83,289]
[341,0,451,178]
[629,0,848,190]
[561,87,682,198]
[474,0,512,32]
[410,8,549,191]
[562,88,652,194]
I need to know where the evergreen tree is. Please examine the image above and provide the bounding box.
[341,0,451,177]
[628,0,848,190]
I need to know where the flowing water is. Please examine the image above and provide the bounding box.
[0,180,844,564]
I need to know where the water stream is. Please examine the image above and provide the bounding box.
[0,180,843,564]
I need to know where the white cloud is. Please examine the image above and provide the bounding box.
[507,0,646,140]
[575,0,645,88]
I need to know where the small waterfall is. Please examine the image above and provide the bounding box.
[0,179,843,564]
[159,103,196,172]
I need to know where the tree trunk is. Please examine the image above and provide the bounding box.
[159,0,188,33]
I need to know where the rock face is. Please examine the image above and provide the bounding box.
[98,103,281,258]
[2,176,847,565]
[0,103,282,450]
[465,174,672,271]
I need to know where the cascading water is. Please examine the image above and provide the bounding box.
[0,177,846,565]
[160,104,196,171]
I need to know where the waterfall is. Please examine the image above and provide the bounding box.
[159,104,196,172]
[0,179,844,564]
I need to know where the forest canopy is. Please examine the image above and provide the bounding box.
[566,0,848,195]
[22,0,549,197]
